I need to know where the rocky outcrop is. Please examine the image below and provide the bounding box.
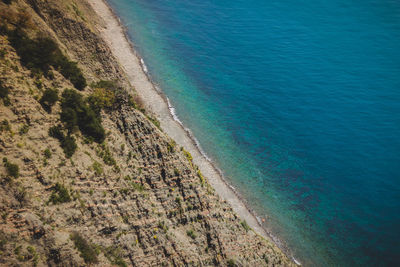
[0,0,294,266]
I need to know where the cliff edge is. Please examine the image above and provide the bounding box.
[0,0,295,266]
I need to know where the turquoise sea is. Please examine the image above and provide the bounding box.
[107,0,400,265]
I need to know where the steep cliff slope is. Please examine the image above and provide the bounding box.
[0,0,294,266]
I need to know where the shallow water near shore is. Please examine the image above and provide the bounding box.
[107,0,400,265]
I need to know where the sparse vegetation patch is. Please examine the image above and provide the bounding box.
[87,80,117,114]
[167,140,176,153]
[145,114,161,130]
[19,124,29,135]
[43,148,52,159]
[92,161,103,175]
[70,232,98,264]
[97,143,116,166]
[48,183,71,204]
[182,148,193,167]
[104,246,127,267]
[3,157,19,178]
[186,229,197,240]
[0,119,11,132]
[197,169,205,185]
[241,220,251,232]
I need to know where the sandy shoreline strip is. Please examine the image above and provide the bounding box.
[89,0,295,262]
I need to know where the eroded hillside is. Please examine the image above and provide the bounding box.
[0,0,294,266]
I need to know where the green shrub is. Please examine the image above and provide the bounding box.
[167,141,176,153]
[127,151,133,161]
[58,60,86,90]
[48,125,64,140]
[131,182,145,192]
[227,259,237,267]
[60,107,78,132]
[79,107,105,143]
[182,148,193,163]
[49,183,71,204]
[43,148,52,159]
[0,80,9,98]
[92,161,103,175]
[186,229,197,240]
[3,157,19,178]
[174,168,180,176]
[47,70,55,79]
[18,124,29,135]
[87,95,103,116]
[34,79,43,89]
[14,245,21,257]
[48,125,77,158]
[14,186,26,204]
[0,238,6,251]
[70,232,98,264]
[240,220,250,232]
[60,89,105,143]
[39,88,58,112]
[145,114,161,130]
[88,80,118,113]
[60,88,82,107]
[88,80,125,112]
[197,170,205,185]
[61,135,77,158]
[0,80,10,106]
[158,221,168,232]
[0,119,11,132]
[8,33,56,76]
[6,30,86,90]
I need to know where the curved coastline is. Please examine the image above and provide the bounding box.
[89,0,299,264]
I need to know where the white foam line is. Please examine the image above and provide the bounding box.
[140,58,148,73]
[166,97,213,163]
[293,257,302,266]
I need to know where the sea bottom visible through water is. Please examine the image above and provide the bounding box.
[107,0,400,266]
